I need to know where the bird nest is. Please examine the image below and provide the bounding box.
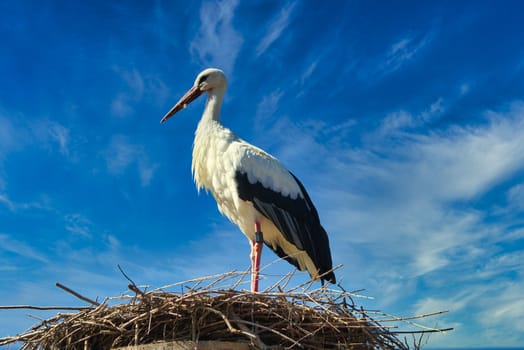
[0,269,451,349]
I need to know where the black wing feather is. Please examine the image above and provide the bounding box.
[235,171,336,284]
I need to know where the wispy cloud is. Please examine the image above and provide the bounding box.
[477,250,524,280]
[506,183,524,209]
[256,1,297,57]
[377,98,445,136]
[357,32,433,83]
[0,194,16,212]
[47,122,70,155]
[477,281,524,338]
[380,33,432,74]
[32,119,71,156]
[64,213,93,238]
[103,135,158,186]
[459,82,471,96]
[413,290,475,317]
[261,100,524,313]
[0,193,49,213]
[120,68,145,99]
[254,89,284,126]
[111,67,170,118]
[111,93,134,118]
[0,234,48,263]
[362,102,524,207]
[299,60,318,87]
[0,110,76,162]
[416,274,524,346]
[189,0,243,75]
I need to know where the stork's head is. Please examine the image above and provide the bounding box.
[160,68,226,123]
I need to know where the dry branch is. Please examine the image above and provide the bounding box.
[0,305,89,311]
[56,283,100,306]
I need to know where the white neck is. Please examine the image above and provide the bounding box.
[201,87,225,123]
[192,85,229,193]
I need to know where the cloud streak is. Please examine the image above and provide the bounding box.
[257,100,524,315]
[256,1,297,57]
[356,31,433,83]
[110,67,170,118]
[380,33,432,75]
[103,135,158,186]
[189,0,243,75]
[0,234,48,264]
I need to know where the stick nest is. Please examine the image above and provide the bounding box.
[0,271,450,349]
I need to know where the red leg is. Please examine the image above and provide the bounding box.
[250,221,263,292]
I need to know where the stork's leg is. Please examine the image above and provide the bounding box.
[250,221,264,292]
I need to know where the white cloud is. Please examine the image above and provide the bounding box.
[103,135,158,186]
[378,110,415,134]
[137,157,158,187]
[120,68,145,99]
[294,60,319,98]
[104,136,137,174]
[258,101,524,332]
[358,102,524,208]
[0,192,50,213]
[377,98,445,136]
[478,282,524,334]
[356,31,433,82]
[29,118,78,160]
[300,61,318,86]
[189,0,243,75]
[111,67,170,118]
[47,122,70,155]
[0,233,48,263]
[110,68,145,118]
[413,291,475,317]
[0,194,16,212]
[419,98,444,123]
[64,213,93,238]
[0,111,76,165]
[476,250,524,280]
[111,92,134,118]
[255,89,284,126]
[256,1,297,57]
[147,75,170,107]
[507,183,524,209]
[459,83,471,95]
[422,279,524,346]
[381,33,432,74]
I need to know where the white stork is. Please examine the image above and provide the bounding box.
[161,68,335,292]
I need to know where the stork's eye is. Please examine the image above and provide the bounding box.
[198,75,209,86]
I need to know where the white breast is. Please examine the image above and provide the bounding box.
[192,120,244,222]
[192,119,302,234]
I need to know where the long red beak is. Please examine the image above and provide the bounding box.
[160,85,203,123]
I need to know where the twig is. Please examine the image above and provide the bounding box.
[117,264,140,293]
[393,328,454,334]
[0,305,91,311]
[55,283,100,306]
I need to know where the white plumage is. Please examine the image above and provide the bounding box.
[161,68,335,291]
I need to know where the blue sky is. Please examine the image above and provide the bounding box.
[1,0,524,347]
